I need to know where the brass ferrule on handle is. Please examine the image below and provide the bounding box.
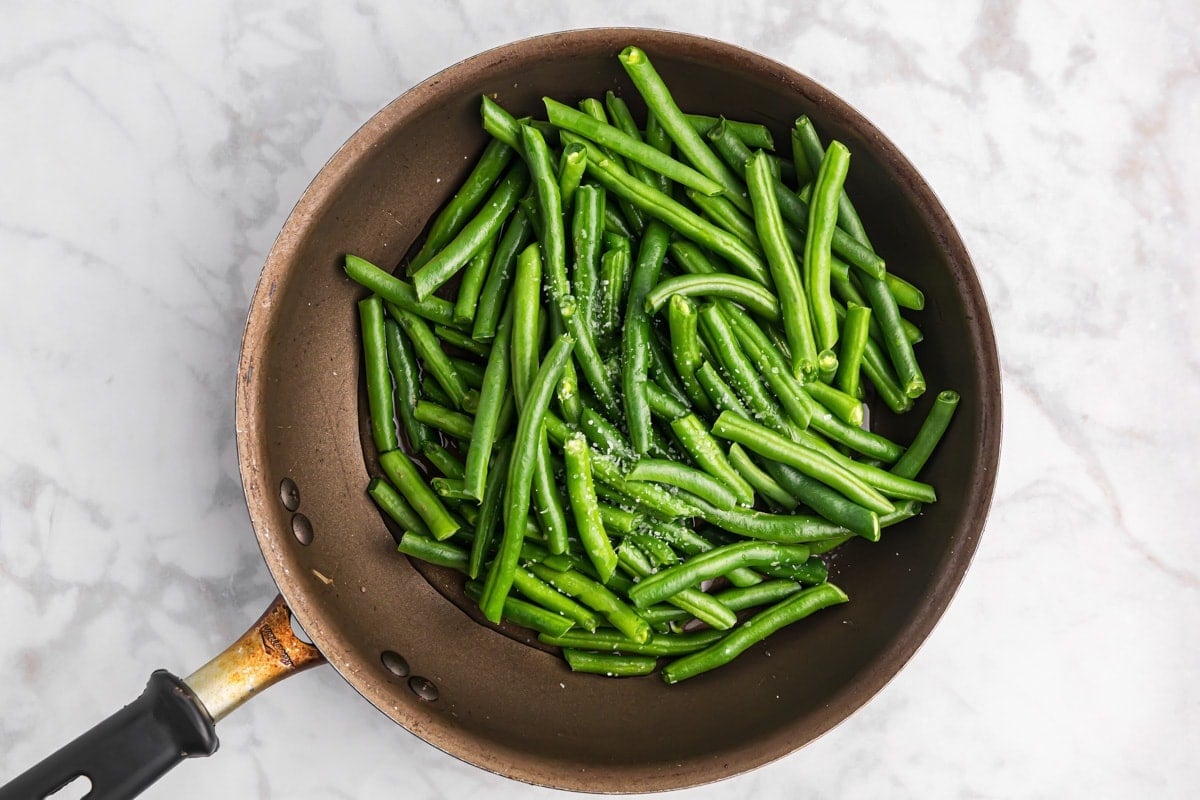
[185,595,324,723]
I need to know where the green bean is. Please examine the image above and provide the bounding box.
[561,432,617,581]
[451,233,497,328]
[367,477,431,537]
[520,123,570,299]
[432,324,490,358]
[420,375,453,407]
[410,162,528,300]
[835,302,871,399]
[378,449,460,540]
[463,580,574,637]
[627,531,678,567]
[758,460,880,541]
[598,232,631,336]
[546,97,726,197]
[468,439,512,578]
[822,451,936,503]
[397,531,468,570]
[640,519,762,587]
[449,357,486,389]
[817,349,839,385]
[579,407,635,461]
[862,270,926,398]
[685,189,761,250]
[472,209,532,341]
[804,141,850,351]
[599,503,641,534]
[510,242,542,406]
[667,414,756,506]
[807,535,854,556]
[561,649,657,677]
[727,443,798,509]
[510,567,600,632]
[357,296,399,453]
[408,139,516,272]
[616,543,737,630]
[789,125,816,189]
[662,583,848,683]
[644,382,690,421]
[885,272,925,312]
[711,411,894,514]
[757,555,828,585]
[480,96,524,152]
[592,453,698,520]
[627,458,739,511]
[721,304,814,431]
[393,308,474,411]
[792,116,871,245]
[704,120,884,281]
[623,220,672,454]
[413,400,474,441]
[695,360,750,417]
[479,333,575,622]
[618,47,752,215]
[577,99,649,237]
[558,142,587,210]
[645,274,780,322]
[527,562,651,644]
[803,393,905,462]
[532,440,570,554]
[861,333,914,413]
[421,441,465,479]
[518,127,619,414]
[557,371,583,425]
[541,628,724,657]
[685,114,775,150]
[698,303,790,436]
[641,579,805,626]
[462,302,513,500]
[563,130,771,286]
[891,390,960,479]
[803,380,864,427]
[604,203,635,237]
[686,497,853,543]
[628,541,810,608]
[666,294,716,416]
[642,328,690,408]
[570,184,605,329]
[831,257,926,319]
[382,316,431,451]
[432,478,474,500]
[743,152,819,379]
[604,90,657,174]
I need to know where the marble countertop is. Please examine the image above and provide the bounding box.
[2,2,1197,798]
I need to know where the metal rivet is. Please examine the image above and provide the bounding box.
[408,676,438,701]
[381,650,409,677]
[291,513,314,545]
[280,477,300,511]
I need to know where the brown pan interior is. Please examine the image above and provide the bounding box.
[235,28,1001,794]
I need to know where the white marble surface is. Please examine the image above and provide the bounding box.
[1,1,1197,798]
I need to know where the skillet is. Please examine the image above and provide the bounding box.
[0,27,1001,799]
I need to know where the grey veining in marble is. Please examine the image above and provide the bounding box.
[1,1,1197,798]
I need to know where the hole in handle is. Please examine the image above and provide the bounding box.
[46,774,91,800]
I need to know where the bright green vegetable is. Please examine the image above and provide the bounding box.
[357,296,398,454]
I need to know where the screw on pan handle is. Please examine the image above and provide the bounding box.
[0,596,323,800]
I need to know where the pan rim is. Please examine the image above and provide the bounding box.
[234,26,1002,793]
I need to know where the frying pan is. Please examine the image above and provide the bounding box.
[0,28,1001,799]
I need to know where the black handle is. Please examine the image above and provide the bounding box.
[0,670,219,800]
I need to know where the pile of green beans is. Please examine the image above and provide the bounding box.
[345,46,960,684]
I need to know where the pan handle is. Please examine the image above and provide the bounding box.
[0,595,323,800]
